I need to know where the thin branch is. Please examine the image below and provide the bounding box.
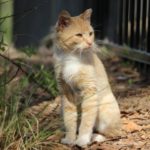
[0,18,7,26]
[0,67,19,86]
[0,14,14,20]
[0,53,20,67]
[0,0,11,6]
[0,53,55,99]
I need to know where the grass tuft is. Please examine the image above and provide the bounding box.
[0,45,59,149]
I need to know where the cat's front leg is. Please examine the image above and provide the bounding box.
[75,88,98,147]
[61,96,77,145]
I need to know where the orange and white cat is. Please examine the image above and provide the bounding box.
[51,9,121,147]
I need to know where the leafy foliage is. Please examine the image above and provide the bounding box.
[20,46,37,57]
[0,34,58,149]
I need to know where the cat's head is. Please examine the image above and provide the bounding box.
[55,9,94,52]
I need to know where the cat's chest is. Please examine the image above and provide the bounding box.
[62,56,82,82]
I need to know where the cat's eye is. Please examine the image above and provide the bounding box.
[76,33,83,37]
[89,32,93,36]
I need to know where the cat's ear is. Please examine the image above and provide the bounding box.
[57,10,71,29]
[80,8,92,22]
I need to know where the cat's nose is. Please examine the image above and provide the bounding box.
[87,42,92,47]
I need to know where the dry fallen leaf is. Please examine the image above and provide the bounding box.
[47,130,64,142]
[122,119,142,133]
[85,143,119,150]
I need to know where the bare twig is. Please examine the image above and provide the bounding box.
[0,67,20,86]
[0,0,11,6]
[0,53,55,99]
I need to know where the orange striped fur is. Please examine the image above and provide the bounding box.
[52,9,121,147]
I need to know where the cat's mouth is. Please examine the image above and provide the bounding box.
[80,45,93,51]
[74,47,92,54]
[74,44,93,51]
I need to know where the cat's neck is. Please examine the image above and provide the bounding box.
[53,44,95,65]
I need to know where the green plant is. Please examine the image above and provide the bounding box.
[20,46,37,57]
[0,4,59,147]
[34,65,58,97]
[0,67,58,149]
[0,43,58,149]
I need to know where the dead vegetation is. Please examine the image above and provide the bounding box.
[0,47,149,149]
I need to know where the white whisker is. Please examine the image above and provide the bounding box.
[71,48,78,54]
[79,49,83,60]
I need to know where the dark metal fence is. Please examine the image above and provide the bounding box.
[122,0,150,77]
[13,0,110,47]
[97,0,150,78]
[13,0,150,78]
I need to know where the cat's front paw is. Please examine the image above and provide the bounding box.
[61,138,75,145]
[75,134,91,147]
[92,133,106,142]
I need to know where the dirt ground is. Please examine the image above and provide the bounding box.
[27,55,150,150]
[85,57,150,150]
[1,48,150,150]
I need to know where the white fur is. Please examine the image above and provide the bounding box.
[63,55,82,83]
[61,138,75,145]
[75,43,87,50]
[98,122,107,132]
[92,134,106,142]
[75,133,91,147]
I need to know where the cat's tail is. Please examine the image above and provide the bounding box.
[102,125,122,137]
[40,34,54,49]
[40,26,56,49]
[92,124,122,143]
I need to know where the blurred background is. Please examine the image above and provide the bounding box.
[0,0,150,76]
